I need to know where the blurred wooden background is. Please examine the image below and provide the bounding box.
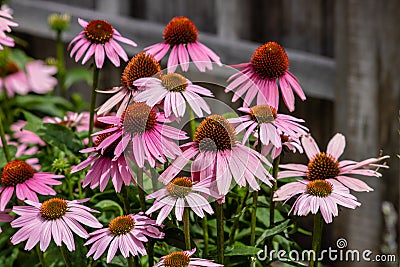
[9,0,399,266]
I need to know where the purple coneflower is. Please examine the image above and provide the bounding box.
[11,198,102,251]
[68,18,137,68]
[134,73,213,118]
[0,6,18,49]
[85,213,164,262]
[11,120,45,146]
[44,111,90,132]
[274,179,360,223]
[0,160,63,210]
[159,114,274,195]
[262,133,303,159]
[229,105,308,150]
[97,52,161,116]
[155,248,223,267]
[279,133,389,192]
[145,16,222,73]
[226,42,306,111]
[94,102,188,168]
[146,177,215,225]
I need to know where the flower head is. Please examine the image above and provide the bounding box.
[85,213,164,262]
[145,16,222,73]
[97,52,161,116]
[68,18,137,68]
[11,198,102,251]
[274,179,360,223]
[134,73,213,118]
[44,111,90,132]
[0,160,63,210]
[146,177,216,225]
[159,114,274,196]
[94,103,187,168]
[155,248,223,267]
[48,13,70,32]
[278,133,390,192]
[11,120,45,146]
[0,5,18,50]
[226,42,306,112]
[229,105,308,152]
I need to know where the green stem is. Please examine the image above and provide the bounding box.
[121,185,130,214]
[60,245,72,267]
[183,208,191,250]
[269,155,280,227]
[36,245,46,267]
[309,212,324,267]
[56,30,66,97]
[137,168,146,212]
[250,191,258,246]
[127,256,136,267]
[216,202,224,264]
[147,240,155,267]
[88,66,100,147]
[0,115,11,162]
[202,215,209,257]
[187,104,196,139]
[228,188,249,246]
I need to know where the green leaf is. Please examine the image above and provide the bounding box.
[256,219,291,246]
[65,67,92,88]
[0,145,17,167]
[94,200,124,216]
[225,245,262,256]
[22,110,43,132]
[163,225,187,250]
[13,95,73,117]
[37,123,83,153]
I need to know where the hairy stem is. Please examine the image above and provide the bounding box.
[88,66,99,147]
[36,245,46,267]
[309,212,324,267]
[60,245,72,267]
[183,208,191,250]
[216,202,224,264]
[0,114,10,162]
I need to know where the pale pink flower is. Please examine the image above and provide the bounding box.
[155,248,223,267]
[11,120,45,146]
[0,160,63,210]
[134,73,213,118]
[146,177,216,225]
[95,102,188,168]
[97,52,161,117]
[11,198,102,251]
[159,115,274,196]
[71,128,135,192]
[225,42,306,112]
[228,105,308,151]
[274,179,360,223]
[85,213,164,262]
[44,111,90,132]
[262,133,303,159]
[278,133,389,192]
[0,209,13,233]
[0,5,18,50]
[0,60,57,97]
[68,18,137,69]
[145,16,222,73]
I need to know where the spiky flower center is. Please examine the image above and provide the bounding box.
[163,16,198,46]
[1,160,35,187]
[250,42,289,80]
[163,251,191,267]
[249,105,277,124]
[84,20,113,44]
[194,115,237,152]
[306,180,333,197]
[167,177,193,198]
[307,152,340,181]
[161,73,188,92]
[121,52,161,90]
[94,126,121,158]
[109,215,135,236]
[40,198,68,220]
[122,102,157,135]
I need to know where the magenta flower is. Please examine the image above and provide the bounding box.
[0,6,18,50]
[0,209,13,233]
[11,198,102,251]
[134,73,213,118]
[0,60,57,97]
[11,120,45,146]
[145,16,222,73]
[71,128,135,192]
[226,42,306,112]
[155,248,223,267]
[229,105,308,150]
[146,177,216,225]
[159,115,274,196]
[0,134,41,169]
[97,52,161,116]
[262,134,303,159]
[274,179,360,223]
[279,133,389,192]
[44,111,90,132]
[0,160,63,210]
[85,213,164,262]
[68,18,137,68]
[94,102,188,168]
